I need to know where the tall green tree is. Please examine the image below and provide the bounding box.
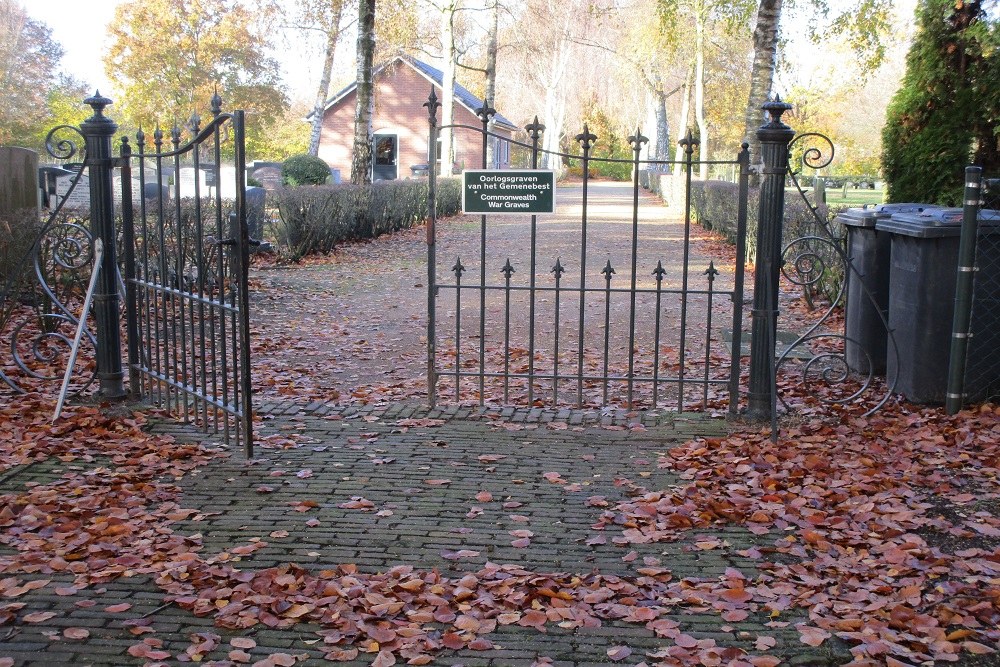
[105,0,287,147]
[660,0,755,177]
[881,0,1000,204]
[0,0,63,149]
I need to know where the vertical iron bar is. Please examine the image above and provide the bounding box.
[626,130,647,408]
[170,124,189,421]
[190,114,210,429]
[652,262,665,407]
[729,144,750,416]
[601,260,614,404]
[477,103,495,405]
[137,130,153,400]
[575,126,596,407]
[453,258,465,401]
[425,88,440,408]
[153,126,167,412]
[80,93,125,398]
[677,130,698,411]
[120,137,141,398]
[703,262,718,409]
[502,259,514,403]
[552,259,564,403]
[211,96,229,442]
[189,119,202,425]
[946,166,983,415]
[232,109,253,457]
[748,99,795,421]
[526,118,543,405]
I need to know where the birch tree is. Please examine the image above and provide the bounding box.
[438,0,460,176]
[742,0,892,166]
[351,0,376,183]
[292,0,348,156]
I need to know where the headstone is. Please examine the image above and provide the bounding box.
[144,182,169,201]
[38,165,73,209]
[813,176,826,205]
[248,162,282,190]
[54,168,91,210]
[178,167,202,198]
[246,187,266,243]
[1,147,40,213]
[217,167,237,200]
[1,147,40,286]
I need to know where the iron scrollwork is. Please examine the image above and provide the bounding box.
[776,132,895,415]
[0,124,99,394]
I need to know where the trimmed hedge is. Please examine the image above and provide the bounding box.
[272,178,461,260]
[688,179,849,302]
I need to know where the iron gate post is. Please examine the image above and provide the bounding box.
[81,92,126,398]
[747,98,795,421]
[424,88,440,407]
[945,166,983,415]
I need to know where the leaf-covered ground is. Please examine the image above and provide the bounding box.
[1,182,997,665]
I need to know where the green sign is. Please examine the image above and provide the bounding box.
[462,170,556,214]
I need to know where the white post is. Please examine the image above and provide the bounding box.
[53,238,104,422]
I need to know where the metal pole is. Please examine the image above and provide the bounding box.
[945,166,983,415]
[728,143,750,416]
[80,92,125,398]
[54,239,104,422]
[425,88,440,407]
[233,110,253,457]
[119,137,141,398]
[747,98,795,421]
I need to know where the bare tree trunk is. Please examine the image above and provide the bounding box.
[674,62,692,165]
[694,12,708,180]
[744,0,782,167]
[439,0,459,176]
[484,0,499,167]
[351,0,376,184]
[308,1,345,156]
[540,7,573,174]
[651,71,670,171]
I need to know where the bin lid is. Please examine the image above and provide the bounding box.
[876,207,1000,238]
[836,203,932,228]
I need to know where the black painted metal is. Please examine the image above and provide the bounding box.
[81,93,126,398]
[775,130,898,419]
[424,87,439,408]
[0,125,98,395]
[747,98,795,421]
[120,96,253,456]
[425,92,753,411]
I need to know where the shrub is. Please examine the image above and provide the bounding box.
[281,154,331,186]
[689,179,847,303]
[881,0,1000,205]
[272,178,461,260]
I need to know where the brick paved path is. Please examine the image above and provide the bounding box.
[0,402,853,666]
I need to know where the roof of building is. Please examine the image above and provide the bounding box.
[314,56,519,132]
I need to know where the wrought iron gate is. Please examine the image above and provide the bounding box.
[0,93,253,455]
[119,94,254,455]
[425,91,749,412]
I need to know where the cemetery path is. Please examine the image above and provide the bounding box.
[1,182,999,667]
[250,181,747,409]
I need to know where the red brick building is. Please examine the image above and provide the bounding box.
[315,56,518,181]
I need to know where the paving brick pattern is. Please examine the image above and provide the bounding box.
[0,402,853,666]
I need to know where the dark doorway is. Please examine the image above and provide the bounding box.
[373,134,397,181]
